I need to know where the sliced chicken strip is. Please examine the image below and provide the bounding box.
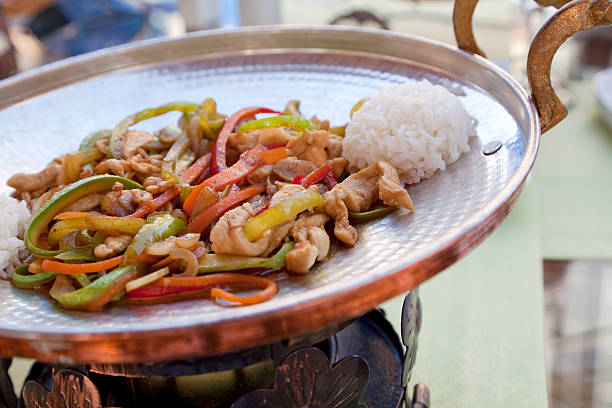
[285,212,330,275]
[324,161,412,246]
[286,129,328,167]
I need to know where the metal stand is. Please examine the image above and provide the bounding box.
[3,291,428,408]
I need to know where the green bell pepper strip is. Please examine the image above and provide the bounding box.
[79,129,111,151]
[238,115,312,134]
[193,98,227,141]
[124,213,187,259]
[25,175,143,259]
[348,206,400,224]
[54,247,98,261]
[50,263,140,309]
[243,188,324,242]
[74,273,92,288]
[11,265,57,289]
[198,241,295,273]
[108,101,199,159]
[161,170,193,204]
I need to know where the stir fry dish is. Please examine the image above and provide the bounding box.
[5,98,414,310]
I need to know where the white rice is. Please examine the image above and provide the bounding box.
[343,79,477,185]
[0,193,31,280]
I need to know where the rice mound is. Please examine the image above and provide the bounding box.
[0,193,31,279]
[343,79,477,185]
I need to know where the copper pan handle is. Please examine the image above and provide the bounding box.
[453,0,612,133]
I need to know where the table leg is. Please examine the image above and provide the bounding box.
[0,358,17,408]
[402,288,430,408]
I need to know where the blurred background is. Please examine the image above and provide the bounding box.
[1,1,611,407]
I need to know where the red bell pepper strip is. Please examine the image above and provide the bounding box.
[127,273,278,305]
[291,175,305,185]
[325,169,338,189]
[300,164,333,188]
[183,145,286,215]
[211,107,279,175]
[181,153,211,185]
[184,184,265,234]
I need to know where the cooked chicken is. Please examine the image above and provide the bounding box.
[258,127,291,146]
[327,133,343,159]
[324,161,413,246]
[286,129,328,167]
[272,157,317,181]
[62,193,105,212]
[143,176,176,195]
[210,184,307,257]
[246,164,273,185]
[7,161,61,192]
[285,212,330,274]
[101,182,153,216]
[228,132,259,153]
[330,157,348,179]
[95,159,133,179]
[94,234,132,259]
[122,130,154,159]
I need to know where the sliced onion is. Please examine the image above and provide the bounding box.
[175,233,200,249]
[169,247,198,277]
[145,237,177,256]
[125,267,170,292]
[49,275,75,299]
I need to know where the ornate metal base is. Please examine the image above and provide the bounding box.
[1,291,428,408]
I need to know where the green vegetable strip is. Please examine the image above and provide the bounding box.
[108,101,199,159]
[124,213,186,258]
[348,206,400,224]
[198,241,295,273]
[238,115,312,133]
[25,175,143,258]
[79,129,111,151]
[51,264,136,307]
[11,266,56,289]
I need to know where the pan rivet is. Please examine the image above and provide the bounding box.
[483,141,502,155]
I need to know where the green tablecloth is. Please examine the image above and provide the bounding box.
[382,180,548,407]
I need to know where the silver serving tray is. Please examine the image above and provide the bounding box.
[0,26,538,363]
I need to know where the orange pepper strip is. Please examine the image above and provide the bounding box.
[184,185,265,234]
[53,212,102,220]
[156,273,278,305]
[183,145,267,215]
[181,152,211,185]
[41,255,123,275]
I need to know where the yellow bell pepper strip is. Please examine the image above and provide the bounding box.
[11,265,56,289]
[183,145,286,215]
[243,188,325,242]
[108,101,199,159]
[62,148,105,183]
[192,98,227,141]
[25,175,143,258]
[348,206,400,224]
[350,97,369,118]
[51,263,142,310]
[127,273,278,305]
[79,129,111,151]
[184,185,265,234]
[238,115,312,134]
[48,216,146,248]
[42,255,124,275]
[124,213,186,259]
[198,241,294,273]
[211,107,279,174]
[54,211,103,220]
[329,125,346,137]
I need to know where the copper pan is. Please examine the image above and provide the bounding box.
[0,0,609,364]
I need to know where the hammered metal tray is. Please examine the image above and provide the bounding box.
[0,26,538,363]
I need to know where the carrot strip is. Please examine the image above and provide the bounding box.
[134,273,279,305]
[180,152,211,185]
[259,147,287,164]
[41,255,123,275]
[184,185,264,234]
